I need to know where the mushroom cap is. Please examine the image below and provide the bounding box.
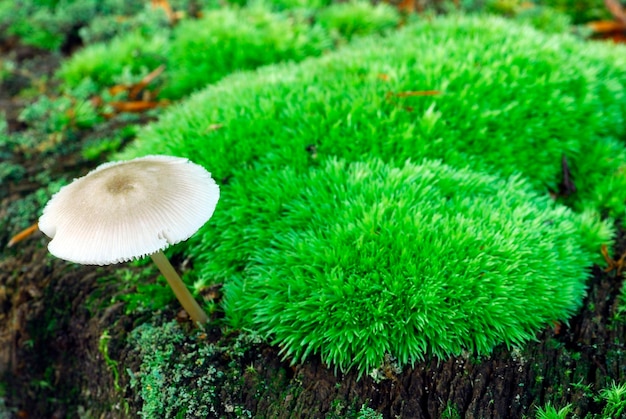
[38,155,220,265]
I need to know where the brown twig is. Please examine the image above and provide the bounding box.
[7,223,39,247]
[601,244,626,276]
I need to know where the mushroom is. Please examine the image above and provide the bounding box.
[38,155,220,324]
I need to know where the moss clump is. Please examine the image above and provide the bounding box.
[57,31,170,89]
[0,0,210,51]
[512,5,572,34]
[316,1,400,40]
[535,402,573,419]
[57,4,335,99]
[57,1,404,99]
[116,15,625,374]
[0,162,26,184]
[536,381,626,419]
[216,159,609,373]
[119,15,626,220]
[598,381,626,418]
[158,5,332,99]
[0,181,64,246]
[541,0,610,24]
[0,0,147,50]
[18,93,101,134]
[128,320,263,418]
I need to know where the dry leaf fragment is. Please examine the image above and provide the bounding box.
[200,283,223,302]
[151,0,183,24]
[558,154,576,197]
[397,0,416,13]
[204,123,223,133]
[90,96,104,108]
[604,0,626,25]
[587,19,626,43]
[7,223,39,247]
[106,65,166,100]
[92,66,168,117]
[388,90,442,97]
[601,244,626,276]
[385,90,441,113]
[108,85,129,97]
[36,132,65,153]
[587,20,626,34]
[108,100,166,113]
[128,65,166,100]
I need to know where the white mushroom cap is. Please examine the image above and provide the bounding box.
[39,155,220,265]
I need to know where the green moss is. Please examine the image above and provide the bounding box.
[0,0,211,50]
[160,5,332,99]
[0,58,15,84]
[252,0,332,11]
[0,162,26,184]
[18,94,101,134]
[317,1,400,40]
[536,381,626,419]
[57,4,334,99]
[115,14,625,374]
[220,159,608,373]
[119,15,626,219]
[513,6,572,34]
[1,181,64,242]
[356,405,384,419]
[81,124,137,161]
[599,381,626,418]
[0,382,12,419]
[116,271,175,316]
[535,403,572,419]
[57,31,169,88]
[327,399,381,418]
[0,0,147,50]
[541,0,609,24]
[128,320,264,418]
[77,2,172,45]
[99,331,123,393]
[56,0,405,100]
[609,282,626,329]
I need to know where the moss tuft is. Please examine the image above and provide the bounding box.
[128,319,263,418]
[317,1,400,40]
[219,159,608,373]
[116,14,625,373]
[119,15,626,219]
[159,5,332,99]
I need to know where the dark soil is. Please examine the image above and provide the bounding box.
[3,224,626,418]
[1,24,626,419]
[0,37,142,418]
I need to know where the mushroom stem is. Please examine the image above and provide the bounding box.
[150,250,209,324]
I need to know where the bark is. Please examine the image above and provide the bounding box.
[1,245,624,418]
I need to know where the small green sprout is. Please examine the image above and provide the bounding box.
[535,402,573,419]
[598,381,626,418]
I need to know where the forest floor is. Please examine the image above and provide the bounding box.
[2,7,626,419]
